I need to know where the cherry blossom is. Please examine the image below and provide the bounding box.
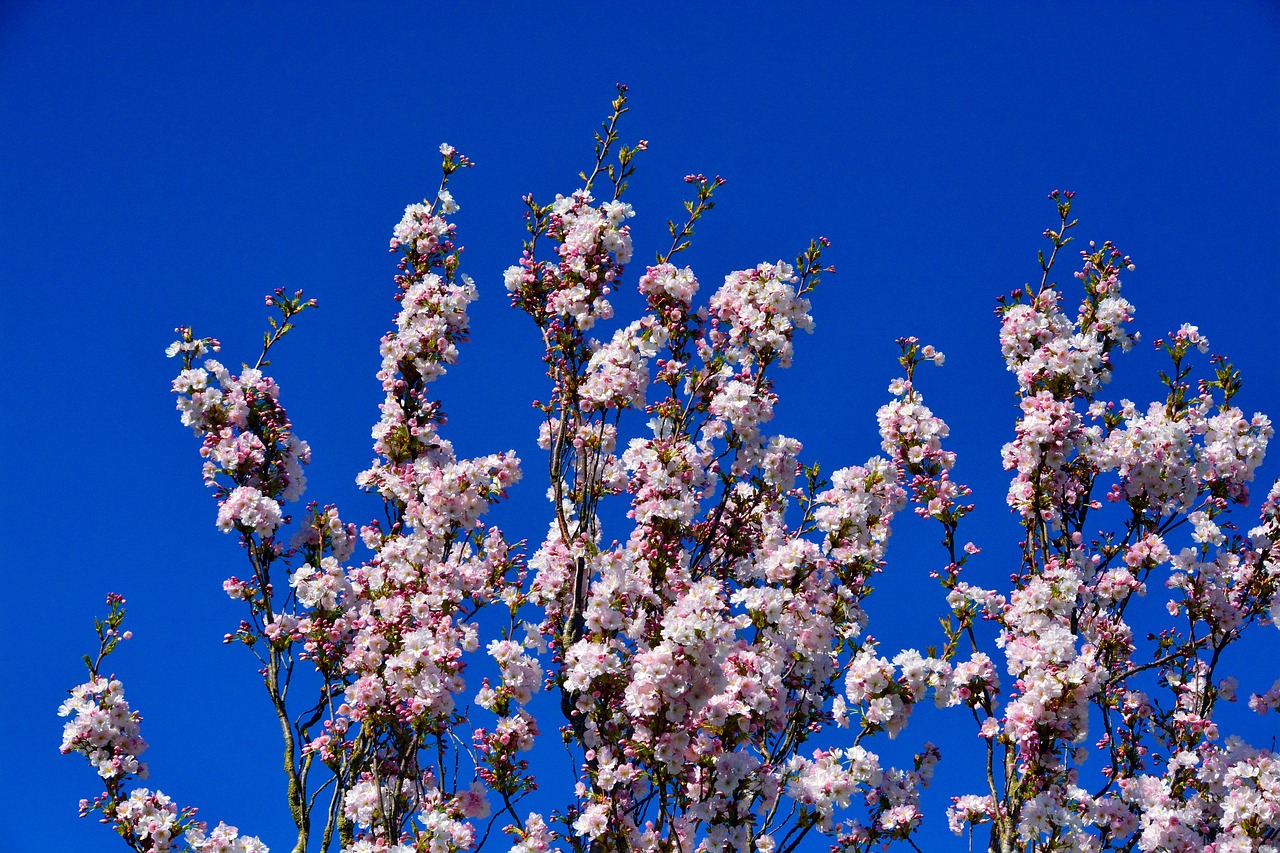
[63,99,1280,853]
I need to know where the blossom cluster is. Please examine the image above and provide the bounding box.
[997,239,1136,396]
[171,350,309,541]
[59,675,149,781]
[504,189,633,331]
[706,260,813,369]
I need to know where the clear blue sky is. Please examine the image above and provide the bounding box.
[5,3,1278,851]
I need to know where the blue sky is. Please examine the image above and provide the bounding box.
[6,3,1279,851]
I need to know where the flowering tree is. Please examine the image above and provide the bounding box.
[61,86,1280,853]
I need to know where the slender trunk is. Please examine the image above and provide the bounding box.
[267,651,309,853]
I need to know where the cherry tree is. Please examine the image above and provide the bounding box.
[61,86,1280,853]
